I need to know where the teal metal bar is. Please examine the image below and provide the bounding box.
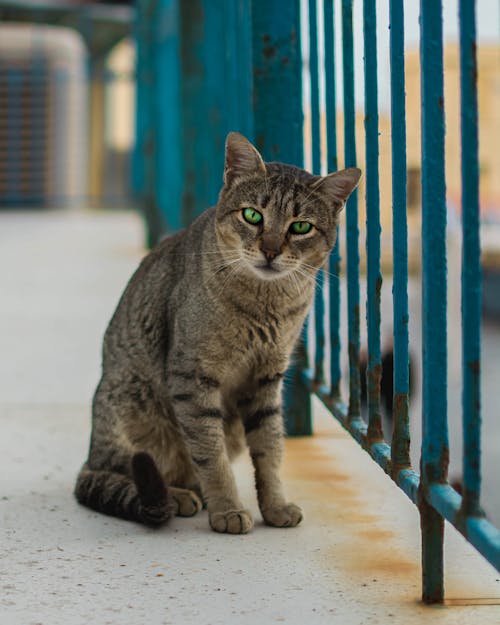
[308,0,321,176]
[419,0,448,604]
[134,0,253,245]
[389,0,411,471]
[323,0,338,175]
[225,1,253,143]
[314,270,326,385]
[341,0,361,420]
[458,0,482,518]
[323,0,342,398]
[252,0,311,435]
[133,0,178,246]
[154,0,183,235]
[252,0,303,164]
[362,0,382,442]
[308,0,326,385]
[180,0,253,226]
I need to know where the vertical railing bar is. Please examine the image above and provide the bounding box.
[419,0,448,604]
[253,0,311,435]
[309,0,326,385]
[458,0,482,518]
[324,0,342,398]
[362,0,383,442]
[308,0,321,176]
[323,0,338,175]
[314,269,326,383]
[341,0,361,420]
[389,0,411,470]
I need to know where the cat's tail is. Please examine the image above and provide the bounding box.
[74,452,174,526]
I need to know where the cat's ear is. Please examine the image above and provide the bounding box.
[309,167,362,210]
[224,132,266,185]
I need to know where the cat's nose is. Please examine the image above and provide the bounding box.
[260,236,282,264]
[261,248,280,264]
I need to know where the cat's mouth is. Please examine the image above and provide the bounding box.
[253,263,285,279]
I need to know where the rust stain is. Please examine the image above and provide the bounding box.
[357,528,395,541]
[468,359,480,375]
[283,435,418,585]
[347,554,418,577]
[444,597,500,606]
[470,41,478,85]
[263,45,277,60]
[283,428,500,606]
[391,393,411,474]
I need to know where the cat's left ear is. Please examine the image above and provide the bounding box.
[309,167,362,210]
[224,132,266,186]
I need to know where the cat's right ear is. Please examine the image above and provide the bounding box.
[224,132,266,186]
[309,167,362,210]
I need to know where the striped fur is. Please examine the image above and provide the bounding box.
[75,133,361,532]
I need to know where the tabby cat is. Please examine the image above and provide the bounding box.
[74,133,361,534]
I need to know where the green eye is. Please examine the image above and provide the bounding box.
[290,221,312,235]
[242,207,263,225]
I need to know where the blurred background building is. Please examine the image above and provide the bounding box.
[0,1,135,209]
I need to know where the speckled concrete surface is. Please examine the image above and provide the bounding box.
[1,210,499,625]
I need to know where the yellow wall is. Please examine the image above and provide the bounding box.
[405,44,500,217]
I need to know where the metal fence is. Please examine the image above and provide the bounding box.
[134,0,500,604]
[299,0,500,603]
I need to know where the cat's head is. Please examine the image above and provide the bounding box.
[215,132,361,282]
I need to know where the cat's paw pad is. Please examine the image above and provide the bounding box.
[262,503,303,528]
[209,509,254,534]
[169,487,202,517]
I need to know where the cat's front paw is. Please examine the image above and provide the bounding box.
[168,486,203,517]
[262,503,303,528]
[209,509,254,534]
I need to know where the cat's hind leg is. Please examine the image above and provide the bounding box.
[74,451,175,526]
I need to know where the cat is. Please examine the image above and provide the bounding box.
[74,132,361,534]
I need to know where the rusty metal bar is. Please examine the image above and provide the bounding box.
[419,0,448,604]
[308,0,326,385]
[252,0,311,435]
[458,0,482,519]
[389,0,411,471]
[362,0,383,442]
[341,0,361,420]
[323,0,342,398]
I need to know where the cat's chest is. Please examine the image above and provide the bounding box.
[211,313,298,388]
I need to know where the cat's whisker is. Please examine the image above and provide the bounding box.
[287,270,302,298]
[169,250,242,258]
[215,261,243,299]
[291,267,318,289]
[300,262,340,281]
[204,257,243,290]
[205,255,242,271]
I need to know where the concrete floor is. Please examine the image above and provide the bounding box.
[1,209,499,625]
